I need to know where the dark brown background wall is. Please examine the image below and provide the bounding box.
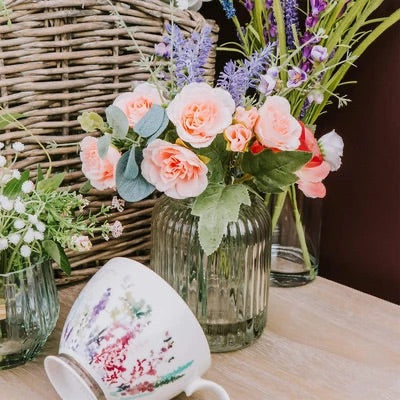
[201,1,400,304]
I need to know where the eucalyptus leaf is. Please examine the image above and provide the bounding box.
[3,170,29,199]
[97,135,111,159]
[37,172,65,193]
[242,150,311,193]
[192,184,251,256]
[124,147,139,179]
[116,150,154,202]
[135,104,169,139]
[106,105,129,139]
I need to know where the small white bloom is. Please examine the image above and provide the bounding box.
[22,180,35,194]
[318,130,344,172]
[8,233,21,245]
[20,245,31,258]
[23,228,35,244]
[308,89,324,105]
[0,195,14,211]
[14,219,26,229]
[14,198,26,214]
[33,231,44,241]
[12,142,25,152]
[0,156,6,168]
[111,196,125,212]
[266,66,280,79]
[12,169,21,179]
[28,214,39,225]
[35,221,46,233]
[71,235,92,252]
[0,238,8,251]
[111,221,124,238]
[0,142,4,150]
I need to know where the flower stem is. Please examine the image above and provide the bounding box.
[289,185,312,272]
[271,191,287,231]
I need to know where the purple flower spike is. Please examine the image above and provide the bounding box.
[258,74,276,95]
[284,0,299,49]
[287,67,307,88]
[311,45,328,62]
[265,0,273,8]
[244,0,254,11]
[154,42,170,58]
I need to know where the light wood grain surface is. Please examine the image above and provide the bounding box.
[0,277,399,400]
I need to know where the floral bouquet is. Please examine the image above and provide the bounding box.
[76,20,327,256]
[213,0,399,278]
[0,113,116,275]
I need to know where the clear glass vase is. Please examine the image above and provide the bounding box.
[151,195,271,353]
[270,186,321,287]
[0,259,59,369]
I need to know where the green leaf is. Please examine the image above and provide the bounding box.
[37,172,65,193]
[79,180,93,194]
[3,170,29,199]
[43,240,71,275]
[135,104,169,139]
[36,164,44,183]
[97,135,111,159]
[116,150,155,202]
[105,105,129,139]
[192,184,251,256]
[78,112,105,133]
[197,135,229,184]
[0,113,24,130]
[242,150,311,193]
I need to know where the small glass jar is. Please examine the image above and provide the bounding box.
[151,195,271,352]
[0,259,59,369]
[270,189,321,287]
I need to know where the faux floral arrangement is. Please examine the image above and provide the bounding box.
[0,112,118,275]
[77,20,332,256]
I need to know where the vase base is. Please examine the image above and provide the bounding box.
[201,309,267,353]
[271,247,318,287]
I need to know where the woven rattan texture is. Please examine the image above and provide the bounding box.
[0,0,218,285]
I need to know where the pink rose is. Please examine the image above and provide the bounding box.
[113,82,163,128]
[255,96,301,151]
[166,82,235,148]
[224,124,253,152]
[80,136,121,190]
[296,124,330,198]
[234,106,259,130]
[141,139,208,199]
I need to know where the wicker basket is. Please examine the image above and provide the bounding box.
[0,0,218,285]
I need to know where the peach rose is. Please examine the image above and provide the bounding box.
[166,82,235,148]
[234,106,259,130]
[113,82,163,128]
[255,96,301,151]
[224,124,253,152]
[296,124,330,198]
[80,136,121,190]
[141,139,208,199]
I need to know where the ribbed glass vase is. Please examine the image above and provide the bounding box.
[0,259,59,369]
[151,195,271,353]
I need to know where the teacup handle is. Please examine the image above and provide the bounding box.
[185,377,230,399]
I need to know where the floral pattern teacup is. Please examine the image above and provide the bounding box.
[45,257,229,400]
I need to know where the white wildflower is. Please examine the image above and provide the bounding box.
[20,245,31,258]
[0,142,4,150]
[318,130,344,172]
[12,142,25,152]
[21,180,35,194]
[0,238,8,251]
[8,233,21,245]
[23,228,35,244]
[111,196,125,212]
[0,156,6,168]
[111,221,123,238]
[35,221,46,233]
[28,214,39,225]
[14,198,26,214]
[33,231,44,241]
[71,235,92,252]
[0,195,14,211]
[14,219,26,229]
[12,170,21,179]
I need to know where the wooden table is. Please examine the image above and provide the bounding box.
[0,277,399,400]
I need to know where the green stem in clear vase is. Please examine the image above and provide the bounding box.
[288,185,313,273]
[271,190,287,231]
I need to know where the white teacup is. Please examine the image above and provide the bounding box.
[45,257,229,400]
